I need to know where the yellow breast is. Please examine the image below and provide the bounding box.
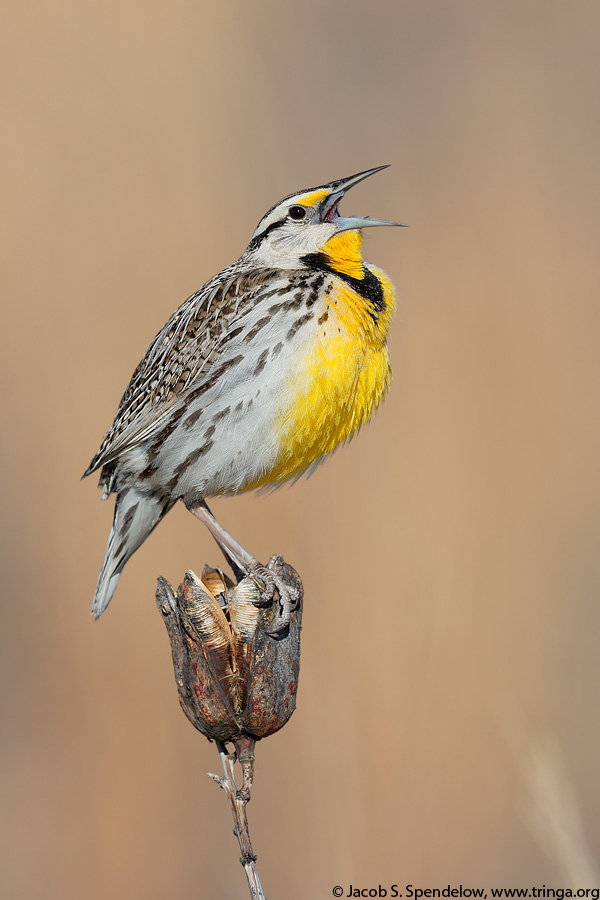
[248,248,396,490]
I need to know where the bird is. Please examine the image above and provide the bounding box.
[84,165,402,629]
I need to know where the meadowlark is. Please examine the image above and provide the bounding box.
[84,165,402,628]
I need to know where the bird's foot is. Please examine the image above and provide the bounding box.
[248,556,302,636]
[247,564,276,604]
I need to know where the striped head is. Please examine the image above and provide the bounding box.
[244,165,403,272]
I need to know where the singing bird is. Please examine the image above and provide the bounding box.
[84,166,402,628]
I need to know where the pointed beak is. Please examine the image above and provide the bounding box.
[321,165,407,232]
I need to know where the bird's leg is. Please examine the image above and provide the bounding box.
[186,500,298,633]
[201,525,247,585]
[187,500,261,575]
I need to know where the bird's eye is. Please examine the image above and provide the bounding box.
[288,205,307,221]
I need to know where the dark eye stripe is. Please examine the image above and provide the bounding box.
[246,219,286,251]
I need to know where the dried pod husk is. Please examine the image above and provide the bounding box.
[228,577,261,713]
[180,570,234,682]
[201,566,234,606]
[241,557,303,738]
[229,577,261,640]
[156,576,238,741]
[178,571,243,716]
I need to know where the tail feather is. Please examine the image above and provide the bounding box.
[92,488,174,618]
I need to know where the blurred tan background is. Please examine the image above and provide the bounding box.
[2,1,599,897]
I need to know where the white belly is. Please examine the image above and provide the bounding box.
[124,298,322,500]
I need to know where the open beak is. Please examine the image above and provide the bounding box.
[321,165,407,232]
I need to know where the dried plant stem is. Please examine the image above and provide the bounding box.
[208,740,265,900]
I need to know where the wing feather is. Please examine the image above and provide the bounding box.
[84,266,280,477]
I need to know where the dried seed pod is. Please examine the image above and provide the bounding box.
[157,555,303,744]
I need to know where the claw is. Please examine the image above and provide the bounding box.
[247,564,275,605]
[241,562,300,635]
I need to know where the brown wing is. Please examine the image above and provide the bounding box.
[83,265,278,478]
